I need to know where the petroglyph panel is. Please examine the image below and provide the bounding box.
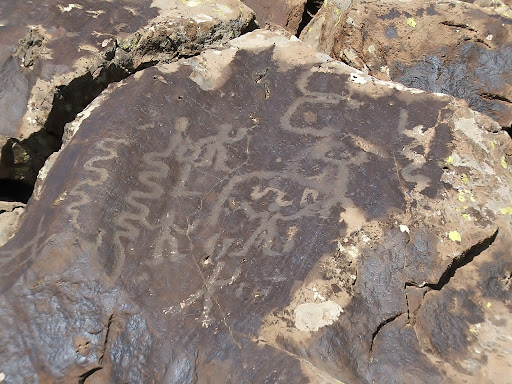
[0,31,511,383]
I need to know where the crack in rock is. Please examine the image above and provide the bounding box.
[478,92,512,104]
[99,313,115,364]
[427,228,499,291]
[369,312,406,356]
[440,20,477,31]
[296,0,324,37]
[78,367,103,384]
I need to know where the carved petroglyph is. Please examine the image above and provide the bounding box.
[66,138,130,231]
[110,138,176,280]
[281,70,348,137]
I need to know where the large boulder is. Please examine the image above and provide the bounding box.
[0,0,255,200]
[0,30,511,383]
[300,0,512,130]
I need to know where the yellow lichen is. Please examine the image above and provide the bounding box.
[499,207,512,215]
[448,231,462,242]
[501,155,508,169]
[407,17,417,28]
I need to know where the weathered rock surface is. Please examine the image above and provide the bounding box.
[1,29,512,383]
[300,0,512,130]
[0,0,255,200]
[241,0,308,33]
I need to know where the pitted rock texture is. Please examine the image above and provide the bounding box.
[0,30,512,383]
[300,0,512,130]
[0,0,254,198]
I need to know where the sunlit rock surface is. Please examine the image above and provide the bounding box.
[0,29,511,383]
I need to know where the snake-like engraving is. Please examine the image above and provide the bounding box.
[109,138,177,280]
[66,138,129,231]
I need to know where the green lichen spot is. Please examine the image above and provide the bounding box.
[407,18,417,28]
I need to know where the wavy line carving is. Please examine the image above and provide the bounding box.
[66,138,129,231]
[109,140,176,281]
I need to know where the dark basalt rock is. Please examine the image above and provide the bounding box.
[0,30,511,383]
[300,0,512,130]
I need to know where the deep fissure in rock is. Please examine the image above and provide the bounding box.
[0,172,34,203]
[99,313,115,364]
[440,21,477,32]
[78,367,103,384]
[296,0,324,37]
[428,228,499,291]
[0,63,130,203]
[478,92,512,104]
[369,312,405,354]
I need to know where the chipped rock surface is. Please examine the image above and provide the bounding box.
[1,28,512,383]
[300,0,512,129]
[0,0,255,194]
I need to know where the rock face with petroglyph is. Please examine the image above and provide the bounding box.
[0,0,255,200]
[1,30,512,383]
[300,0,512,130]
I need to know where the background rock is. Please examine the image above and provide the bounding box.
[0,30,511,383]
[300,0,512,131]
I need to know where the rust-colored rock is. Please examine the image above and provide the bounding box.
[0,29,511,383]
[300,0,512,129]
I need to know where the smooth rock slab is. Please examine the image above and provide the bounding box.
[0,30,511,383]
[300,0,512,129]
